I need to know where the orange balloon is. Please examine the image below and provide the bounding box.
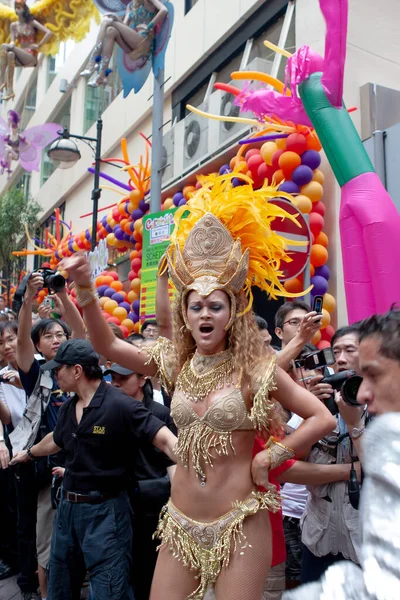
[306,133,322,151]
[102,275,114,286]
[311,330,321,345]
[300,181,323,203]
[314,231,328,248]
[310,244,328,267]
[95,276,104,288]
[130,250,139,260]
[133,322,140,333]
[273,169,285,184]
[313,169,325,185]
[293,194,312,214]
[130,278,141,293]
[320,308,331,329]
[130,190,142,204]
[110,281,123,292]
[310,263,315,278]
[183,185,196,199]
[284,278,303,294]
[275,137,287,150]
[121,318,134,332]
[278,151,302,175]
[133,219,142,232]
[104,299,119,315]
[323,293,336,313]
[236,161,248,174]
[127,202,135,214]
[127,290,138,303]
[118,203,128,216]
[113,306,128,321]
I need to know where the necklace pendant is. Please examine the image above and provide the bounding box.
[200,475,206,487]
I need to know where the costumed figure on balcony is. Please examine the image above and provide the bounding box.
[60,172,335,600]
[0,110,61,178]
[0,0,99,102]
[89,0,174,97]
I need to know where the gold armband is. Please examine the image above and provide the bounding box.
[265,436,295,470]
[74,283,99,308]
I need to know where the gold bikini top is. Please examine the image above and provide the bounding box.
[144,337,277,482]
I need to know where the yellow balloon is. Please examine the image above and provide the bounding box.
[106,233,116,247]
[293,194,312,214]
[260,141,278,166]
[275,137,287,150]
[313,169,325,185]
[323,293,336,313]
[104,299,118,315]
[164,198,173,209]
[320,308,331,329]
[300,181,323,203]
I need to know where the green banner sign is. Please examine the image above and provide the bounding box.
[140,208,177,324]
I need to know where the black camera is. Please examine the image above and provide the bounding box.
[12,268,66,316]
[321,370,363,415]
[38,268,66,293]
[295,347,335,371]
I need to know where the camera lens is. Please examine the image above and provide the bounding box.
[341,375,363,406]
[48,273,66,292]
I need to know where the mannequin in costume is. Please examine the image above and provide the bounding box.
[0,1,52,101]
[0,0,98,101]
[0,110,25,177]
[61,173,336,600]
[81,0,167,88]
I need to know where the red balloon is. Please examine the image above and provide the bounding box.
[312,201,326,217]
[321,325,335,342]
[107,271,119,281]
[271,149,285,170]
[106,316,121,325]
[245,149,261,162]
[131,257,142,271]
[309,212,324,235]
[119,325,129,338]
[258,162,274,184]
[286,133,307,155]
[246,153,264,174]
[317,340,331,350]
[128,270,138,281]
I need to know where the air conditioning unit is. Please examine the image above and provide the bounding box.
[180,103,210,172]
[160,127,174,186]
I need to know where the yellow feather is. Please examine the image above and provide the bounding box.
[170,173,311,301]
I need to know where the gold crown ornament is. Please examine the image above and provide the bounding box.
[164,172,310,330]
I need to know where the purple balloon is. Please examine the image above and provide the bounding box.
[68,239,74,252]
[301,150,321,170]
[55,251,60,260]
[278,181,299,194]
[101,216,108,227]
[132,209,144,221]
[129,311,139,324]
[111,293,125,304]
[219,164,231,175]
[85,229,91,241]
[97,285,108,296]
[120,302,131,312]
[232,177,245,187]
[178,198,187,206]
[139,200,148,212]
[114,227,124,241]
[123,233,131,242]
[105,223,113,233]
[104,287,115,298]
[315,265,330,280]
[292,165,313,187]
[173,192,184,206]
[132,299,140,313]
[310,275,329,295]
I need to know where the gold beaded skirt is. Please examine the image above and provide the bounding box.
[154,490,280,600]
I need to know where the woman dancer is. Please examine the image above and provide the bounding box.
[0,1,53,101]
[0,110,26,178]
[81,0,167,88]
[62,174,335,600]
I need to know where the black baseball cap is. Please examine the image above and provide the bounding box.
[41,339,100,371]
[104,364,136,377]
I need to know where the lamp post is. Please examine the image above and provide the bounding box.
[47,118,103,251]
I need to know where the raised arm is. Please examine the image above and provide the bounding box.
[16,273,43,373]
[55,288,86,339]
[156,261,173,340]
[277,311,321,372]
[60,255,157,376]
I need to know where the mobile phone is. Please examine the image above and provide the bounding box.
[313,295,324,315]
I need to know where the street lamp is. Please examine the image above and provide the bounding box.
[48,118,103,251]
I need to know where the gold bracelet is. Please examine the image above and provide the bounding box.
[265,436,295,470]
[74,283,99,308]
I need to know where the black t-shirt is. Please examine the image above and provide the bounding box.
[134,399,177,481]
[53,380,165,493]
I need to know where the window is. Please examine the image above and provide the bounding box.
[185,0,199,14]
[47,41,75,90]
[15,172,31,203]
[40,97,72,185]
[83,50,123,133]
[21,73,37,130]
[47,56,57,89]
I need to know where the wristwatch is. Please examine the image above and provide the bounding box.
[349,426,365,439]
[27,446,36,460]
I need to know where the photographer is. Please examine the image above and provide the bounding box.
[300,325,364,584]
[10,271,85,600]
